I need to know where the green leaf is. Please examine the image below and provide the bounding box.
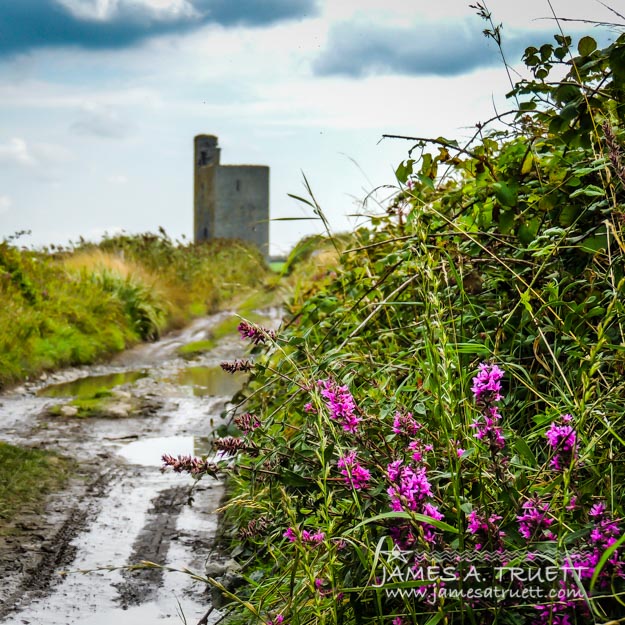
[424,614,445,625]
[286,193,316,208]
[577,36,597,57]
[590,530,625,590]
[395,159,415,184]
[554,46,567,60]
[346,511,459,534]
[580,233,607,253]
[493,182,517,207]
[416,174,435,190]
[540,44,553,61]
[559,204,578,227]
[521,152,534,175]
[280,469,311,487]
[517,217,540,244]
[569,184,605,198]
[499,210,515,234]
[515,438,536,465]
[519,100,537,112]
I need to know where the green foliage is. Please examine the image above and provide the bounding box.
[202,30,625,625]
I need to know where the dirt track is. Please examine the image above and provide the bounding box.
[0,311,267,624]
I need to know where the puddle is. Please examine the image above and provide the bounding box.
[80,602,198,625]
[168,366,246,397]
[118,435,213,466]
[38,370,149,398]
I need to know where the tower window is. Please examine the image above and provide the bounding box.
[236,179,241,191]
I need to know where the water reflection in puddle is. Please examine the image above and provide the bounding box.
[38,370,149,398]
[169,366,245,397]
[81,601,207,625]
[118,435,213,466]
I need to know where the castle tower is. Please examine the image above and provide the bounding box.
[193,134,269,258]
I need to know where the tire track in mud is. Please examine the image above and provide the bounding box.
[114,485,189,608]
[0,467,118,620]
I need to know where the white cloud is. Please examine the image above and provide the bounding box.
[0,137,72,170]
[58,0,199,22]
[0,138,36,166]
[0,80,162,111]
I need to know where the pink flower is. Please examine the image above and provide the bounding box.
[337,451,371,490]
[467,509,505,550]
[318,379,361,433]
[545,414,577,471]
[470,362,506,453]
[392,411,421,437]
[238,320,275,344]
[387,460,433,512]
[517,497,554,541]
[408,439,432,463]
[284,527,325,546]
[301,529,325,544]
[471,362,504,404]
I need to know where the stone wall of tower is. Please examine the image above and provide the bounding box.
[193,134,269,257]
[213,165,269,257]
[193,135,220,243]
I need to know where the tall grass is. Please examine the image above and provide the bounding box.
[0,233,269,389]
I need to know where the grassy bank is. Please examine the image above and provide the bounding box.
[0,232,270,390]
[174,30,625,625]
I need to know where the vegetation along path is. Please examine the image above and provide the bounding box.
[0,306,279,624]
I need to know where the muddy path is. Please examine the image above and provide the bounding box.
[0,310,276,624]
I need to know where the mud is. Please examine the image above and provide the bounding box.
[0,309,278,624]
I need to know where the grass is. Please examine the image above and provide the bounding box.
[177,299,275,358]
[47,389,118,419]
[0,441,72,525]
[178,338,217,358]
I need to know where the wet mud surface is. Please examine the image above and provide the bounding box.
[0,310,274,624]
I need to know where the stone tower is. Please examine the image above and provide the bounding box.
[193,134,269,257]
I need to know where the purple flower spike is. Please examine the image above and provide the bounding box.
[471,362,504,405]
[337,451,371,490]
[387,460,433,512]
[470,363,506,452]
[238,320,275,345]
[318,379,361,433]
[392,411,421,437]
[517,497,555,541]
[545,414,577,471]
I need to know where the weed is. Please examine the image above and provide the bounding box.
[0,442,72,524]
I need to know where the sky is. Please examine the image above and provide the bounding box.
[0,0,621,255]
